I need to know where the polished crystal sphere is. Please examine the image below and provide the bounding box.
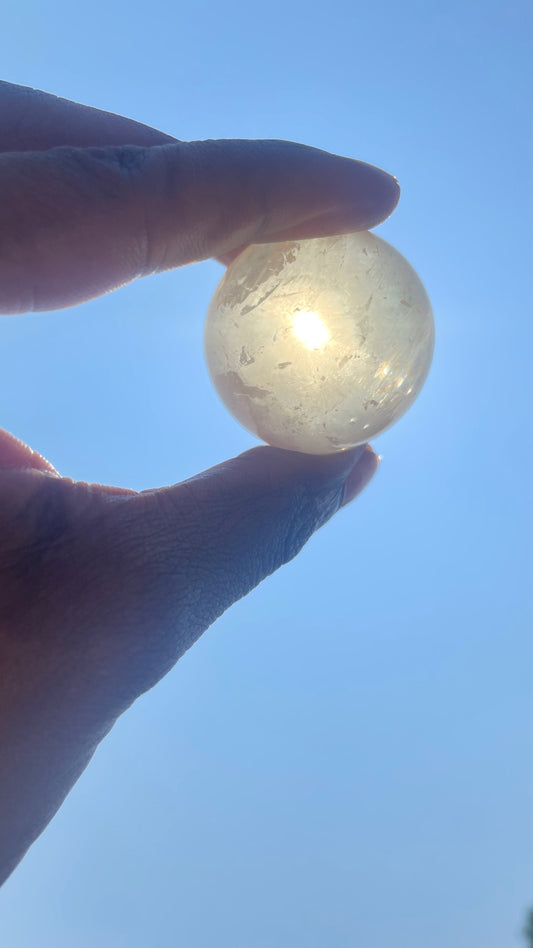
[204,231,434,454]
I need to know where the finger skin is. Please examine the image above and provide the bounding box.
[0,444,378,883]
[0,138,399,314]
[0,428,60,473]
[0,81,177,152]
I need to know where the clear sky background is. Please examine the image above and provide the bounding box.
[1,1,532,946]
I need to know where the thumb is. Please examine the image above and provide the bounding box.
[0,442,378,881]
[0,440,379,710]
[91,443,379,701]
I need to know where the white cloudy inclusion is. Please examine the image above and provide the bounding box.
[204,231,434,454]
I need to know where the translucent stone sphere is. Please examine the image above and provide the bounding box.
[204,231,434,454]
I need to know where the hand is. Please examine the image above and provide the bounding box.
[0,81,399,883]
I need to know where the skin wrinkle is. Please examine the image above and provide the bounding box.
[139,478,294,631]
[275,482,345,570]
[147,490,258,622]
[141,143,190,273]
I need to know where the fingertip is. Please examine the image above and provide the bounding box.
[364,165,400,226]
[341,444,380,506]
[248,150,401,244]
[327,158,400,232]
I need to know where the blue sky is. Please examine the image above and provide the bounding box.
[1,1,532,946]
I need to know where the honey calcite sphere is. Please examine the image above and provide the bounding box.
[204,232,434,455]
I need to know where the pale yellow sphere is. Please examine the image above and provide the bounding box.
[204,232,434,454]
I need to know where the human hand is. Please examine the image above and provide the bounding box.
[0,82,399,883]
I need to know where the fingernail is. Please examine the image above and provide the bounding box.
[341,445,380,505]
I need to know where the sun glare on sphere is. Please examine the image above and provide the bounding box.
[292,310,330,349]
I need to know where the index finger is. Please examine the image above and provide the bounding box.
[0,88,400,315]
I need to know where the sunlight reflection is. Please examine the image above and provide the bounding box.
[292,310,330,350]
